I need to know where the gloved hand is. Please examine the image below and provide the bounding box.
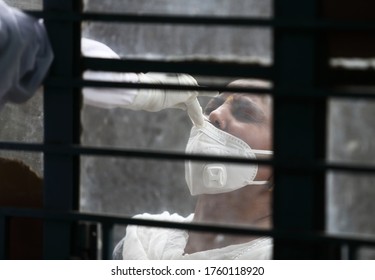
[132,73,204,126]
[82,38,204,127]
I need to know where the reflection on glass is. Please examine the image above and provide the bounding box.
[82,22,272,64]
[84,0,272,17]
[327,90,375,259]
[0,88,44,143]
[0,86,44,177]
[4,0,42,10]
[80,157,194,216]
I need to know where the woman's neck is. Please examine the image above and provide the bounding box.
[184,185,272,254]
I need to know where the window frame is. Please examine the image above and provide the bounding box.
[0,0,375,259]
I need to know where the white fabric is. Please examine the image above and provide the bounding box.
[82,38,139,109]
[122,212,272,260]
[132,72,204,127]
[82,38,203,126]
[0,0,53,109]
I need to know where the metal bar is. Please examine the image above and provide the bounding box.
[272,0,331,259]
[0,142,274,165]
[27,11,275,26]
[101,223,114,260]
[42,0,82,259]
[324,68,375,86]
[83,57,273,78]
[0,216,7,259]
[45,77,375,100]
[1,142,375,174]
[1,207,375,249]
[348,244,359,260]
[26,11,375,31]
[49,78,273,94]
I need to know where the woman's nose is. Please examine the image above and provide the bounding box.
[208,106,230,131]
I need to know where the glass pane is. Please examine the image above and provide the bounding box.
[0,89,44,176]
[80,157,194,216]
[80,0,273,259]
[327,92,375,259]
[84,0,272,17]
[3,0,42,10]
[82,23,272,63]
[328,96,375,165]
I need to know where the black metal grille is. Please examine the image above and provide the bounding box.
[0,0,375,260]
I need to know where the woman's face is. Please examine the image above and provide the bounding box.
[204,91,273,182]
[204,93,273,151]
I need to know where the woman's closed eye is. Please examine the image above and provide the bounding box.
[231,96,265,124]
[204,94,266,124]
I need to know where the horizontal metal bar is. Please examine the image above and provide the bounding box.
[28,11,272,26]
[83,57,273,78]
[279,88,375,100]
[325,68,375,86]
[0,207,272,238]
[0,142,374,174]
[46,78,272,94]
[1,207,375,248]
[45,77,375,101]
[0,216,7,259]
[26,11,375,31]
[0,142,272,166]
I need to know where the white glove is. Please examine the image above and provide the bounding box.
[132,72,203,126]
[82,38,203,126]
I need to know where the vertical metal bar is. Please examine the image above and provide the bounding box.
[348,244,358,260]
[101,223,114,260]
[0,215,8,259]
[42,0,82,259]
[340,243,358,260]
[272,0,328,258]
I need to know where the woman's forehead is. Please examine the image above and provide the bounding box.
[220,92,269,106]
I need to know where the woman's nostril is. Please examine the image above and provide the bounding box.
[207,113,223,130]
[213,120,221,129]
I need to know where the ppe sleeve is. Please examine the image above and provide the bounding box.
[82,38,140,108]
[0,1,53,108]
[82,38,203,126]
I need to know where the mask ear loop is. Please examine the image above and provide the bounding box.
[252,150,273,187]
[268,177,274,191]
[203,115,210,122]
[253,150,273,155]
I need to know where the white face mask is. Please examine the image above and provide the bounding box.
[185,121,273,196]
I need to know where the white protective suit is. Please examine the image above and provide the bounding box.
[114,212,272,260]
[0,1,53,109]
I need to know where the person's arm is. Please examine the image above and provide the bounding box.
[82,38,203,126]
[0,1,53,109]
